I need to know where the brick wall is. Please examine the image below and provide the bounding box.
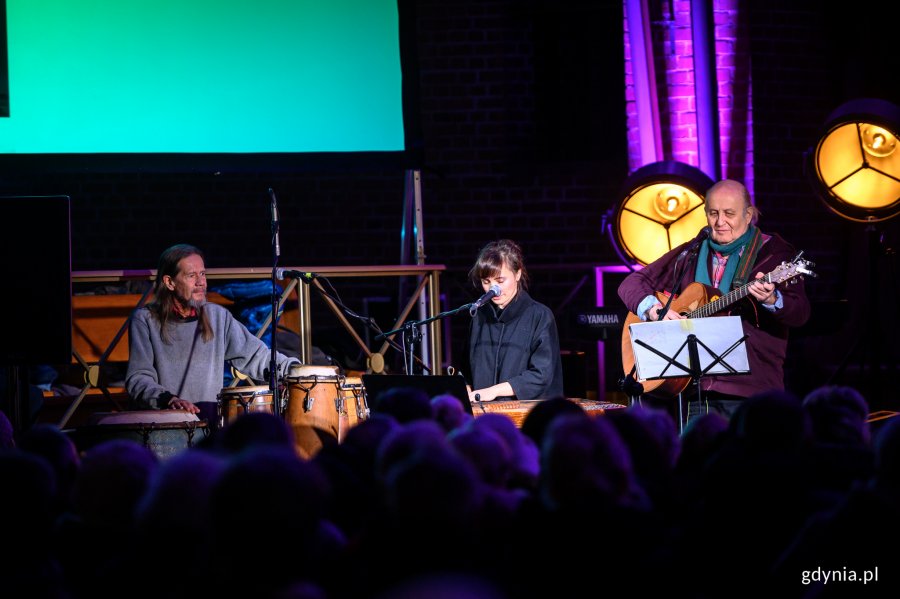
[623,0,754,189]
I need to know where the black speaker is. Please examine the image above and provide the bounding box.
[561,350,587,399]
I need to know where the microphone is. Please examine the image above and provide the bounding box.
[269,188,280,257]
[469,284,501,316]
[275,268,317,282]
[679,226,711,258]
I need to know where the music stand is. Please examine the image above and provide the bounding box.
[628,316,750,427]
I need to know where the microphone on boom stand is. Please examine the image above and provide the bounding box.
[656,226,709,320]
[269,188,281,411]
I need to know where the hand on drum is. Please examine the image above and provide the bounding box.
[169,397,200,414]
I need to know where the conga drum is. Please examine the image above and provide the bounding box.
[73,410,209,459]
[284,364,344,458]
[217,385,275,429]
[338,376,369,441]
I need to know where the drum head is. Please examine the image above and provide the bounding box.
[73,411,209,460]
[88,409,200,425]
[287,364,340,379]
[218,385,273,399]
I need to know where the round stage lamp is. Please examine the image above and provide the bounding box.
[612,161,715,266]
[810,98,900,222]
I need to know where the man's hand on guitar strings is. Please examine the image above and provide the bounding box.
[748,271,777,305]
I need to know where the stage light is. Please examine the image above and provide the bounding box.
[607,161,714,266]
[809,98,900,223]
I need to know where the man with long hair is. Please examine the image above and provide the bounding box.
[126,244,299,425]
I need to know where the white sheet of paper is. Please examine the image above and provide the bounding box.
[629,316,750,380]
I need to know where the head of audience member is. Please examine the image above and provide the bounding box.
[802,385,871,447]
[677,411,730,474]
[211,445,331,532]
[0,409,14,449]
[374,572,507,599]
[606,406,680,509]
[382,437,482,534]
[375,419,448,481]
[209,445,337,595]
[611,404,681,469]
[469,412,539,490]
[448,423,512,489]
[872,415,900,494]
[16,423,81,513]
[729,389,811,452]
[372,386,434,424]
[217,410,296,454]
[313,436,380,543]
[540,412,647,512]
[0,451,63,596]
[0,450,57,546]
[72,439,158,531]
[431,393,472,433]
[520,396,586,449]
[360,438,485,595]
[136,448,228,541]
[341,412,401,468]
[134,449,228,593]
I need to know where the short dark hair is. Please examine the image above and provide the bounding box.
[468,239,529,290]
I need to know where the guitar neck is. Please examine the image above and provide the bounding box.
[687,274,769,318]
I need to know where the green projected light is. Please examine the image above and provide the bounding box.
[1,0,406,157]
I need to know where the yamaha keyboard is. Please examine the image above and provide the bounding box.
[572,307,627,340]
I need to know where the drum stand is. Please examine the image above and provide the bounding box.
[269,188,282,414]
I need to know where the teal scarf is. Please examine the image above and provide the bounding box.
[695,225,757,290]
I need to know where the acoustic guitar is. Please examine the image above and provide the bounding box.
[620,254,816,397]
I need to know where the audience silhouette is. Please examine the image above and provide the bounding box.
[1,380,893,598]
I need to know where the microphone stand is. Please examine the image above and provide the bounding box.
[304,275,416,371]
[377,301,473,375]
[656,243,701,320]
[621,241,700,403]
[269,189,281,414]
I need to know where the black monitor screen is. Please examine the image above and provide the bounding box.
[1,195,72,366]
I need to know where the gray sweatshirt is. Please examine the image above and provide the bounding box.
[126,303,298,409]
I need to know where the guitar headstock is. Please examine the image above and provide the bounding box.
[769,252,817,284]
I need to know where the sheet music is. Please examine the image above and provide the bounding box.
[628,316,750,380]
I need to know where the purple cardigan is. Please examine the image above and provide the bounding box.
[617,232,811,398]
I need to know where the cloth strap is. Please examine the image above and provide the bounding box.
[729,227,764,288]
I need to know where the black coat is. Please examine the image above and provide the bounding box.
[467,289,564,400]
